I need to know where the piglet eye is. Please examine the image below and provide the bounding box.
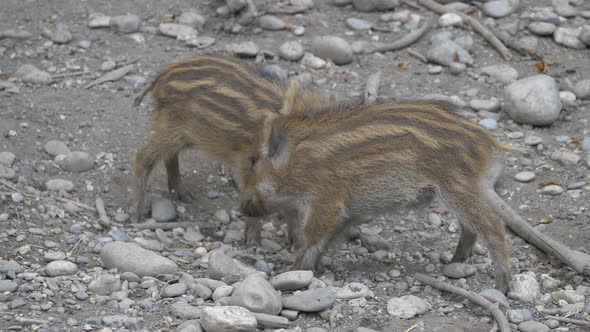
[249,155,258,167]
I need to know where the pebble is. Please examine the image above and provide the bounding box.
[507,308,533,324]
[514,171,535,182]
[438,13,462,27]
[88,13,111,28]
[554,27,586,49]
[134,237,164,251]
[100,242,178,276]
[78,40,91,49]
[15,64,53,85]
[553,0,577,17]
[100,60,117,72]
[201,306,257,332]
[151,197,176,222]
[427,212,442,227]
[214,209,230,224]
[510,272,540,303]
[43,23,72,44]
[279,41,304,61]
[162,283,188,298]
[213,285,234,302]
[335,282,374,300]
[110,14,141,34]
[428,65,442,74]
[426,39,472,67]
[0,259,22,274]
[46,179,75,192]
[504,75,562,126]
[0,151,15,166]
[519,321,549,332]
[230,274,282,315]
[75,291,89,301]
[45,260,78,277]
[482,0,519,18]
[257,15,285,30]
[208,250,241,280]
[560,91,577,106]
[479,289,510,309]
[194,283,213,300]
[528,22,556,36]
[159,23,198,39]
[346,18,372,30]
[0,164,15,179]
[387,295,431,319]
[56,151,94,172]
[524,135,543,146]
[478,118,497,130]
[541,184,563,195]
[310,36,354,65]
[226,0,247,13]
[352,0,399,12]
[551,151,580,166]
[282,287,336,312]
[449,62,466,75]
[271,271,313,291]
[580,25,590,46]
[442,263,477,278]
[177,320,203,332]
[301,53,327,69]
[44,140,70,157]
[480,64,519,83]
[88,274,122,295]
[170,301,202,319]
[11,192,24,203]
[227,41,260,57]
[470,98,501,113]
[573,79,590,99]
[178,11,206,30]
[0,280,18,293]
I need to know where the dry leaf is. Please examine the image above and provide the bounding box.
[570,137,582,148]
[397,63,407,71]
[539,181,560,188]
[453,52,459,62]
[541,217,553,224]
[542,258,552,266]
[536,59,547,73]
[0,73,9,80]
[163,17,174,23]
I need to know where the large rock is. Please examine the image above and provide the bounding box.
[151,197,176,222]
[201,306,257,332]
[230,274,282,315]
[554,27,586,49]
[504,75,562,126]
[100,242,178,277]
[207,250,242,280]
[45,260,78,277]
[352,0,399,12]
[310,36,353,65]
[282,287,336,312]
[387,295,431,319]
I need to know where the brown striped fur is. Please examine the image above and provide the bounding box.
[239,98,519,292]
[132,55,339,223]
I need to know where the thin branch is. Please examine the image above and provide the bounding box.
[52,71,92,79]
[407,48,428,63]
[545,315,590,327]
[366,21,431,54]
[130,221,199,230]
[417,0,512,60]
[414,273,510,332]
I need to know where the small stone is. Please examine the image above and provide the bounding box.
[134,237,164,251]
[0,165,15,180]
[443,263,477,278]
[120,75,146,91]
[301,53,326,69]
[100,60,116,72]
[56,151,94,172]
[541,184,563,195]
[470,98,501,113]
[554,27,586,49]
[428,65,443,74]
[579,25,590,46]
[100,242,178,277]
[481,64,519,83]
[293,26,305,36]
[151,197,176,222]
[573,79,590,100]
[88,274,122,295]
[110,14,141,34]
[11,192,24,203]
[427,39,472,67]
[44,140,70,157]
[159,23,198,39]
[228,41,260,57]
[282,287,336,312]
[254,260,272,276]
[15,64,53,85]
[213,285,234,302]
[560,91,577,106]
[226,0,247,13]
[201,306,257,332]
[177,320,204,332]
[46,179,75,192]
[519,321,549,332]
[214,209,230,224]
[0,152,15,166]
[427,213,442,227]
[230,274,282,315]
[553,0,577,17]
[528,22,556,36]
[45,260,78,277]
[524,136,543,146]
[510,271,540,303]
[551,151,580,166]
[78,40,91,49]
[387,295,431,319]
[550,290,585,304]
[478,118,497,130]
[335,282,374,300]
[43,23,72,44]
[545,319,559,329]
[88,13,111,28]
[257,15,285,30]
[271,271,313,291]
[75,291,89,301]
[439,13,462,27]
[504,75,562,126]
[208,250,241,280]
[514,171,535,182]
[479,289,510,309]
[0,280,18,293]
[194,283,213,300]
[346,17,372,30]
[162,283,188,298]
[483,0,520,18]
[507,308,533,324]
[352,0,399,12]
[310,36,354,65]
[449,62,466,75]
[0,259,22,274]
[178,11,206,29]
[279,41,304,61]
[170,301,202,319]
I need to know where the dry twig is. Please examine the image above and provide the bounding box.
[407,48,428,62]
[414,273,510,332]
[52,71,92,79]
[95,197,111,227]
[545,315,590,327]
[367,21,431,54]
[130,221,199,230]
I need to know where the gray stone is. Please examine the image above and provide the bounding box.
[0,259,22,274]
[213,285,234,302]
[78,40,91,49]
[226,0,247,13]
[426,40,473,67]
[46,179,75,192]
[551,151,580,166]
[230,274,282,315]
[507,308,533,324]
[438,13,462,27]
[121,75,146,91]
[541,184,563,195]
[257,15,285,30]
[45,260,78,277]
[15,64,53,85]
[443,263,477,278]
[88,274,122,295]
[478,118,497,130]
[352,0,399,12]
[0,280,18,293]
[201,306,257,332]
[43,23,72,44]
[387,295,431,319]
[346,18,372,30]
[560,91,577,106]
[208,250,242,280]
[44,140,70,156]
[163,283,188,298]
[88,13,111,28]
[301,53,326,69]
[194,283,213,300]
[110,14,141,34]
[510,271,539,303]
[553,0,577,17]
[282,287,336,312]
[580,25,590,46]
[223,229,243,244]
[504,75,561,126]
[159,23,198,39]
[170,301,202,319]
[134,237,164,251]
[101,60,116,72]
[178,11,206,30]
[482,0,519,18]
[514,171,535,182]
[519,321,549,332]
[310,36,353,65]
[100,242,178,277]
[528,22,556,36]
[151,197,176,222]
[479,289,510,309]
[469,98,501,113]
[56,151,94,172]
[227,41,260,57]
[481,64,519,83]
[214,209,230,224]
[0,165,15,180]
[270,271,313,291]
[335,282,374,300]
[554,27,586,49]
[177,320,204,332]
[75,291,89,301]
[573,79,590,99]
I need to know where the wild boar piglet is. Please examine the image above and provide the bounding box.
[240,98,521,293]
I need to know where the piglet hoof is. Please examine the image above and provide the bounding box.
[176,190,194,203]
[243,217,262,246]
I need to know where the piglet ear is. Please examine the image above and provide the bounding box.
[261,116,288,162]
[279,79,300,115]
